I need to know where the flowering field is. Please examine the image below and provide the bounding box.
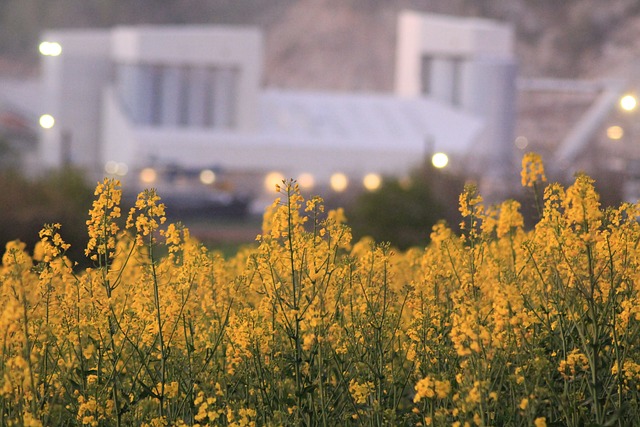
[2,154,640,426]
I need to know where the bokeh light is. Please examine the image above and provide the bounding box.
[607,125,624,140]
[140,167,157,184]
[363,173,382,191]
[620,94,637,112]
[264,171,285,193]
[39,41,62,56]
[199,169,216,185]
[514,136,529,150]
[431,152,449,168]
[297,173,315,190]
[330,173,348,192]
[39,114,55,129]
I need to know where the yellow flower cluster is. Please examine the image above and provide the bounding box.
[85,178,122,261]
[520,152,547,187]
[414,376,451,402]
[2,155,640,425]
[349,379,375,404]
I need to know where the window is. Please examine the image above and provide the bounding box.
[420,55,464,106]
[116,63,239,129]
[420,56,432,94]
[450,57,463,107]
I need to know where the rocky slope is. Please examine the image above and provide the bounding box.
[3,1,640,90]
[264,0,640,91]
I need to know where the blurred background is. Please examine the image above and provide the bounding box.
[1,0,640,255]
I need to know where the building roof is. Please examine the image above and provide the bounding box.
[260,89,484,156]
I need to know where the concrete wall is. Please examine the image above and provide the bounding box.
[39,30,111,170]
[394,11,517,193]
[111,26,262,132]
[395,11,513,98]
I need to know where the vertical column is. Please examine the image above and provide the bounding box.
[420,56,432,94]
[460,57,518,200]
[210,67,237,129]
[186,67,208,127]
[116,63,138,121]
[136,64,156,125]
[161,65,183,126]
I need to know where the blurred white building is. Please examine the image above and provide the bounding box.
[29,11,518,208]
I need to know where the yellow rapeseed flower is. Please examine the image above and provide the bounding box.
[521,152,546,187]
[534,417,547,427]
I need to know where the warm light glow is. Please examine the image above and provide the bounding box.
[39,41,62,56]
[39,114,55,129]
[139,167,157,184]
[514,136,529,150]
[199,169,216,185]
[399,176,412,190]
[431,152,449,168]
[330,173,348,192]
[297,173,315,190]
[264,171,285,193]
[607,125,624,140]
[620,94,638,112]
[363,173,382,191]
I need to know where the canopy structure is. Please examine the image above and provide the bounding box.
[260,89,483,158]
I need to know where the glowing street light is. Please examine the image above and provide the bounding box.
[620,94,638,112]
[431,152,449,169]
[39,41,62,56]
[39,114,55,129]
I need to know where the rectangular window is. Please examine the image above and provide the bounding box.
[116,63,239,129]
[420,55,464,106]
[451,57,463,107]
[420,56,432,95]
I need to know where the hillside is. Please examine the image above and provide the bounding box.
[3,1,640,90]
[264,0,640,91]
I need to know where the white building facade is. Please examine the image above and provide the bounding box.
[395,11,518,197]
[35,12,516,205]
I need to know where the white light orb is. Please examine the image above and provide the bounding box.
[199,169,216,185]
[431,152,449,169]
[39,41,61,56]
[514,136,529,150]
[115,162,128,176]
[620,94,638,112]
[39,114,55,129]
[104,161,118,175]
